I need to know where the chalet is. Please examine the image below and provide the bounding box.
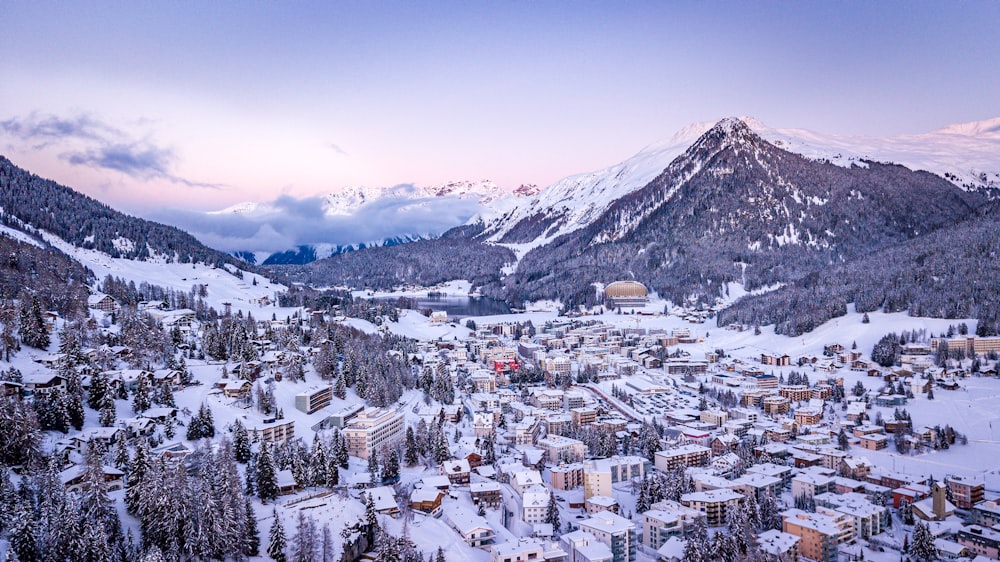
[59,464,124,493]
[87,293,118,313]
[22,372,66,394]
[124,417,156,438]
[710,434,740,455]
[442,459,472,485]
[471,481,502,508]
[152,369,184,389]
[410,487,445,514]
[446,507,496,548]
[223,379,252,398]
[366,486,400,517]
[1,380,23,398]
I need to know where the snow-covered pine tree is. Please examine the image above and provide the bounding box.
[544,493,560,530]
[309,435,329,488]
[405,426,419,466]
[268,509,288,562]
[233,418,252,463]
[243,497,261,557]
[911,520,936,562]
[257,440,279,502]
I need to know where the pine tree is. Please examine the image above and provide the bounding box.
[436,546,446,562]
[381,449,400,483]
[257,440,279,502]
[19,295,50,349]
[99,397,117,427]
[268,510,287,562]
[364,493,379,543]
[132,372,152,414]
[368,448,380,484]
[544,493,560,530]
[243,497,261,557]
[911,520,936,562]
[233,419,252,463]
[309,435,329,488]
[405,426,419,466]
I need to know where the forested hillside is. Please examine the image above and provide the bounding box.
[718,201,1000,336]
[276,230,515,291]
[0,156,255,268]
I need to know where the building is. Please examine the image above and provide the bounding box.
[491,539,567,562]
[441,459,472,485]
[577,512,637,562]
[447,507,496,548]
[972,500,1000,528]
[87,293,118,312]
[814,492,890,539]
[641,510,685,549]
[471,481,502,508]
[295,386,333,414]
[583,456,648,499]
[781,509,846,562]
[342,407,405,460]
[755,530,799,560]
[957,526,1000,560]
[680,489,744,527]
[585,496,619,515]
[791,471,835,499]
[945,474,985,510]
[762,396,791,416]
[410,487,445,514]
[522,485,551,524]
[653,445,710,472]
[551,463,585,491]
[252,418,295,444]
[858,433,888,451]
[603,281,649,309]
[514,416,542,446]
[561,531,614,562]
[538,435,587,464]
[794,408,823,426]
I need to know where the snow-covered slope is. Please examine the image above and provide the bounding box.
[754,116,1000,192]
[473,125,710,246]
[474,116,1000,249]
[34,227,287,317]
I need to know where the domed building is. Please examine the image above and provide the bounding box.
[603,280,649,308]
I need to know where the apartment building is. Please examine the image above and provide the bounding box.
[578,512,636,562]
[781,509,848,562]
[342,407,405,460]
[680,489,744,527]
[653,444,710,472]
[294,385,333,414]
[583,456,649,499]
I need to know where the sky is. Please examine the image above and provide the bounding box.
[2,1,999,256]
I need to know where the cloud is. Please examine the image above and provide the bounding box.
[65,143,173,178]
[327,143,349,156]
[0,111,220,188]
[149,192,484,257]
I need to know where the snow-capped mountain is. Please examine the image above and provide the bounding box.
[474,116,1000,249]
[322,179,511,216]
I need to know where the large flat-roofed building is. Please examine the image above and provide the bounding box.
[578,512,637,562]
[252,418,295,444]
[343,407,405,460]
[654,444,710,472]
[295,385,333,414]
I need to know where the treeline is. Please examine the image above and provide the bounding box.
[274,236,514,293]
[719,202,1000,336]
